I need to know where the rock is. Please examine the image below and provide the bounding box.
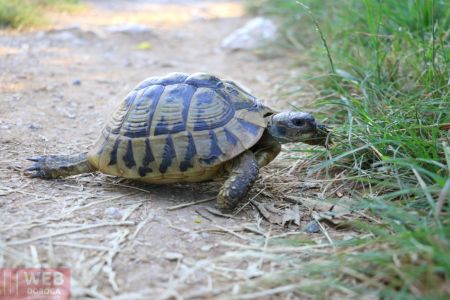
[221,17,277,51]
[49,31,84,45]
[35,31,45,39]
[245,263,264,278]
[159,61,176,68]
[63,110,76,119]
[164,252,183,261]
[305,221,321,233]
[28,123,40,130]
[104,207,123,219]
[281,204,300,227]
[232,284,240,295]
[200,245,212,252]
[106,24,153,35]
[188,233,200,242]
[45,26,99,45]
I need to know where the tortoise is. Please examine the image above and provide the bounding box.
[26,73,329,211]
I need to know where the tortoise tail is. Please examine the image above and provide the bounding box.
[25,153,95,179]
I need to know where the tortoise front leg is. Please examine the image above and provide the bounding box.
[217,150,259,211]
[254,142,281,168]
[250,132,281,168]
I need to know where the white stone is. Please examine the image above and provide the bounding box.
[104,207,123,219]
[221,17,277,51]
[200,245,212,252]
[50,32,81,42]
[164,252,183,261]
[106,24,153,35]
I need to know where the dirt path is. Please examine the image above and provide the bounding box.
[0,1,324,298]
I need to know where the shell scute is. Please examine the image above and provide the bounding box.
[223,127,239,146]
[152,83,196,135]
[189,87,235,131]
[138,138,155,176]
[119,84,165,138]
[123,140,136,169]
[108,138,121,166]
[178,132,197,172]
[221,81,263,112]
[199,130,224,165]
[185,73,224,89]
[159,136,177,173]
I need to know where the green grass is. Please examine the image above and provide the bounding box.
[0,0,80,29]
[246,0,449,297]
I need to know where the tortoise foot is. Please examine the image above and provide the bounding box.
[25,153,92,179]
[216,150,259,212]
[216,189,239,212]
[25,156,55,179]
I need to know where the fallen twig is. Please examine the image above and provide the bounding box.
[312,212,335,248]
[6,221,134,246]
[166,197,216,211]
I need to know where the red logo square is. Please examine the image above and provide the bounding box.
[0,268,70,300]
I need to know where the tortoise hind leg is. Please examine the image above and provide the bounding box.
[25,152,95,179]
[217,150,259,211]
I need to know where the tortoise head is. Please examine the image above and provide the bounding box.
[267,111,330,146]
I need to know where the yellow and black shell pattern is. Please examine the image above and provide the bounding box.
[87,73,273,183]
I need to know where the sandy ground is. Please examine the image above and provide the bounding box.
[0,1,336,298]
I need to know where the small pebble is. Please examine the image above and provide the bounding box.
[200,245,212,252]
[64,111,77,119]
[305,221,321,233]
[159,61,176,68]
[164,252,183,261]
[28,123,40,130]
[188,233,200,242]
[106,24,152,34]
[232,284,240,295]
[72,79,81,86]
[104,207,123,219]
[246,263,264,278]
[35,31,45,39]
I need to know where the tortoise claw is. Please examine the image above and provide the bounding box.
[24,166,46,178]
[27,157,43,162]
[30,172,45,178]
[24,156,48,178]
[25,166,40,172]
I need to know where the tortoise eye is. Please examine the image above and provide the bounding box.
[292,118,306,127]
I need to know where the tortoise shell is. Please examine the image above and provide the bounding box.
[87,73,274,183]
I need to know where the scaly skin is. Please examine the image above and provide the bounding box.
[25,153,95,179]
[252,132,282,168]
[217,150,259,211]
